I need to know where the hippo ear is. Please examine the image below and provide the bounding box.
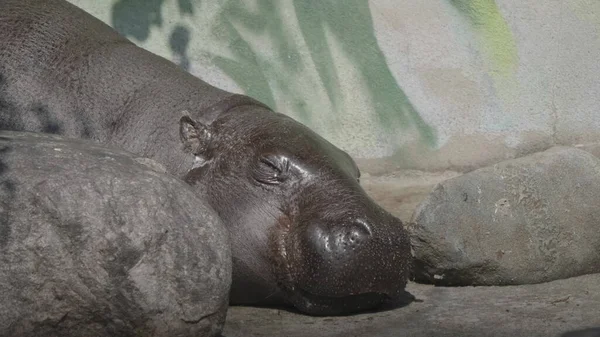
[179,114,213,157]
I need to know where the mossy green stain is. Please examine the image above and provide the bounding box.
[449,0,518,78]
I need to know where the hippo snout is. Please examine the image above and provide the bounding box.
[280,205,411,315]
[314,219,372,255]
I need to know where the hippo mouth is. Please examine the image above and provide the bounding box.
[288,287,393,316]
[271,244,391,315]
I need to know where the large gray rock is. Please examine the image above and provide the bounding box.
[409,146,600,286]
[0,131,231,337]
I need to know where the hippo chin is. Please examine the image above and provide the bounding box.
[181,104,411,315]
[0,0,411,315]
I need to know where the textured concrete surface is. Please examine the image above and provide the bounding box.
[223,273,600,337]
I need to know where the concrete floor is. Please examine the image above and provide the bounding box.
[223,273,600,337]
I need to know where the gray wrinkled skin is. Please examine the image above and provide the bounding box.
[0,0,412,316]
[410,147,600,286]
[0,131,231,337]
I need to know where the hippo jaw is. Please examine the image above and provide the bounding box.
[284,287,392,316]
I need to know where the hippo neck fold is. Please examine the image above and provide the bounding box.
[199,94,272,121]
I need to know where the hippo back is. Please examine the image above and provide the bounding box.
[0,0,233,177]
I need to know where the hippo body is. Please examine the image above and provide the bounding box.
[0,0,411,315]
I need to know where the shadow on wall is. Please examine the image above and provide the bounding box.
[110,0,437,147]
[111,0,194,72]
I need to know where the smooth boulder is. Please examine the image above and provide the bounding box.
[410,146,600,286]
[0,131,231,337]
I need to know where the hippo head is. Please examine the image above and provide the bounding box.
[179,101,411,315]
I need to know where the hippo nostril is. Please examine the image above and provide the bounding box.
[304,218,375,256]
[349,228,364,242]
[348,219,372,240]
[324,236,331,251]
[330,219,372,252]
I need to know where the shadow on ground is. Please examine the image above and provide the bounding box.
[223,273,600,337]
[561,328,600,337]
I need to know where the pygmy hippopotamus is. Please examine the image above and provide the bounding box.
[0,0,411,315]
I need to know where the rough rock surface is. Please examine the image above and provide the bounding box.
[223,273,600,337]
[0,131,231,337]
[409,146,600,286]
